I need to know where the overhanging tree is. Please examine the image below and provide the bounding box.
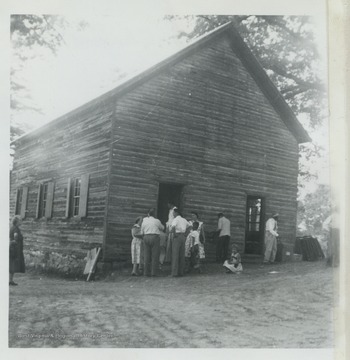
[10,15,66,142]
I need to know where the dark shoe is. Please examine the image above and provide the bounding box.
[9,281,18,286]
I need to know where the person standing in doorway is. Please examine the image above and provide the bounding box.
[165,202,177,263]
[141,208,164,276]
[9,216,25,286]
[170,208,191,277]
[216,213,231,262]
[263,213,279,264]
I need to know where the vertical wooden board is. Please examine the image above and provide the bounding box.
[45,182,55,218]
[79,174,90,218]
[20,186,28,219]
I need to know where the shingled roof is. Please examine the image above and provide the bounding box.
[13,22,311,144]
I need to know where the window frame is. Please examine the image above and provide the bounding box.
[36,182,55,219]
[66,174,89,218]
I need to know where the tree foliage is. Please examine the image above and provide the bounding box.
[10,15,66,140]
[297,184,331,248]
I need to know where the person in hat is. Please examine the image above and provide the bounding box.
[263,213,279,264]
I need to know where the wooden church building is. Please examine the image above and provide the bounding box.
[10,22,310,271]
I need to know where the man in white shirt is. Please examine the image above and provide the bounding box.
[170,208,191,276]
[216,213,231,262]
[141,208,164,276]
[263,213,279,264]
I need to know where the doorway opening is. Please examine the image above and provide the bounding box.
[157,183,184,226]
[244,196,265,255]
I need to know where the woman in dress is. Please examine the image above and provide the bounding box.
[165,202,177,263]
[131,216,143,276]
[9,216,25,286]
[189,212,206,264]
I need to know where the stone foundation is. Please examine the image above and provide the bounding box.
[24,249,87,277]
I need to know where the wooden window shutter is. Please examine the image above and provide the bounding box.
[45,182,55,218]
[20,186,28,219]
[79,174,90,218]
[15,189,20,215]
[36,184,42,219]
[65,178,72,218]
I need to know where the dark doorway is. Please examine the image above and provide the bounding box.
[245,196,265,255]
[157,183,184,226]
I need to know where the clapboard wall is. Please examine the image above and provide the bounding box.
[105,34,299,261]
[10,101,114,257]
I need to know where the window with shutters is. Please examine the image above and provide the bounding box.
[66,174,89,218]
[15,186,29,218]
[36,182,55,219]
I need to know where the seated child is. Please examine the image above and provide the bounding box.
[223,245,243,273]
[185,221,201,273]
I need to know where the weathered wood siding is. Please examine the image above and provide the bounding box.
[105,35,299,261]
[10,101,114,257]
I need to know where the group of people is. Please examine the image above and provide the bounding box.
[8,209,280,285]
[130,204,244,277]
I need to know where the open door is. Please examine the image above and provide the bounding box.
[245,196,265,254]
[157,183,184,226]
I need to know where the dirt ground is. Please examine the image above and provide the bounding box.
[8,260,334,348]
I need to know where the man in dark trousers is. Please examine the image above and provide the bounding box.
[216,212,231,262]
[141,208,164,276]
[170,208,191,277]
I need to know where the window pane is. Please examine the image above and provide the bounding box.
[40,183,48,218]
[72,178,81,216]
[247,197,262,231]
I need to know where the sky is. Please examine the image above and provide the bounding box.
[11,15,193,130]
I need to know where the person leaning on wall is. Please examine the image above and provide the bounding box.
[9,216,25,286]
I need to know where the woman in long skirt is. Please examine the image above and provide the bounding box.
[9,216,25,286]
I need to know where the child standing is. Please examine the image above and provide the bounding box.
[223,245,243,273]
[131,216,143,276]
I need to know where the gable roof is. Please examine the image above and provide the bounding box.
[13,22,310,145]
